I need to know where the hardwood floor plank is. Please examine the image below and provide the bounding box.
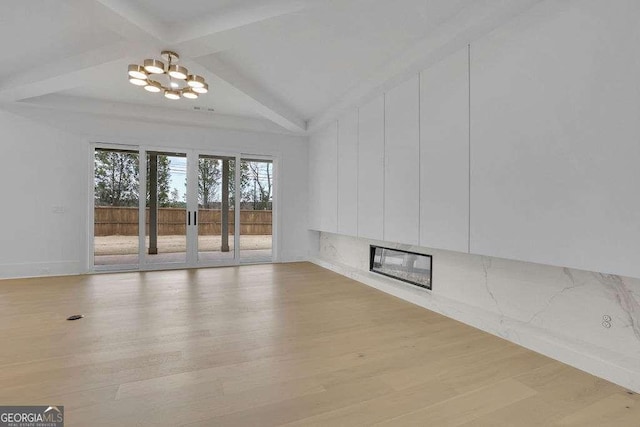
[282,379,458,426]
[556,392,640,426]
[373,378,538,426]
[186,377,395,427]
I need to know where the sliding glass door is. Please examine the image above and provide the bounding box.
[93,147,140,269]
[196,154,235,264]
[92,145,275,271]
[239,158,273,263]
[144,150,188,266]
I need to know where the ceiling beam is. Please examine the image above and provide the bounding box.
[2,95,296,135]
[190,55,307,133]
[0,42,145,102]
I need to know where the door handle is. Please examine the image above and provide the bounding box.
[194,211,197,226]
[187,211,191,226]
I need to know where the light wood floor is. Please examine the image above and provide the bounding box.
[0,262,637,426]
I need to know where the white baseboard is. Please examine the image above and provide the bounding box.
[0,261,85,280]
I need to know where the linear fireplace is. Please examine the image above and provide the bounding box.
[369,246,432,290]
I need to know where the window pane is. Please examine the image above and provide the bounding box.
[94,148,139,267]
[198,155,235,263]
[239,159,273,263]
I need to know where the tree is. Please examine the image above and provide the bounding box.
[229,160,251,206]
[157,155,172,207]
[169,188,183,207]
[94,150,139,206]
[198,158,220,207]
[144,154,172,207]
[247,161,272,210]
[197,158,251,209]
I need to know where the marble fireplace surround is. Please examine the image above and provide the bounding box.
[312,232,640,393]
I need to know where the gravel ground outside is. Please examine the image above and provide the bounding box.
[95,235,272,255]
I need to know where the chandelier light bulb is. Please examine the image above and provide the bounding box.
[182,89,198,99]
[144,81,162,93]
[164,90,181,100]
[187,75,205,88]
[129,77,148,86]
[168,65,188,80]
[144,59,165,74]
[128,64,148,80]
[192,83,209,94]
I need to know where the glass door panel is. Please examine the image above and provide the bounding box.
[239,158,273,263]
[145,151,188,265]
[93,147,140,268]
[197,155,235,263]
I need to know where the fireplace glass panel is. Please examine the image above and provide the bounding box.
[370,246,432,289]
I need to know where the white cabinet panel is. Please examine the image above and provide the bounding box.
[470,0,640,278]
[308,129,321,231]
[384,75,420,245]
[420,47,469,252]
[357,94,385,240]
[308,121,337,232]
[337,109,358,236]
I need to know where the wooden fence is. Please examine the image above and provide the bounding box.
[95,207,272,236]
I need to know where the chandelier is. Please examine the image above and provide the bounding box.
[127,51,209,100]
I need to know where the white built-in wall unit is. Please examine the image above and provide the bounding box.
[308,0,640,393]
[1,108,310,279]
[356,95,384,241]
[308,121,338,233]
[336,109,358,236]
[384,75,420,246]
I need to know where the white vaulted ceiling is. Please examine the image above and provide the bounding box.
[210,0,471,119]
[0,0,543,134]
[133,0,301,26]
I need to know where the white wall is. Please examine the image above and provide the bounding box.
[0,107,309,278]
[0,110,88,277]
